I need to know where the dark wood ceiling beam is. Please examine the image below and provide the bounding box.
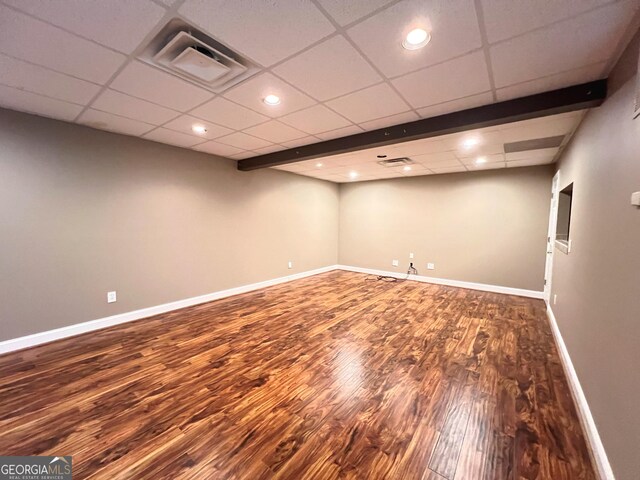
[237,79,607,171]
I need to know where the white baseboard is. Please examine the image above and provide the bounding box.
[545,303,614,480]
[0,265,339,355]
[336,264,544,299]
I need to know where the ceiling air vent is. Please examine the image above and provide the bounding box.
[139,18,260,93]
[377,157,414,167]
[503,135,565,153]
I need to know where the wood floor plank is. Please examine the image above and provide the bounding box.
[0,271,595,479]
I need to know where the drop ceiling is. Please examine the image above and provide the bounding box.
[0,0,637,181]
[273,110,585,182]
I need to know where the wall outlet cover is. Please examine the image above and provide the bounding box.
[392,260,399,267]
[288,261,293,269]
[409,253,414,259]
[107,291,117,303]
[427,263,435,270]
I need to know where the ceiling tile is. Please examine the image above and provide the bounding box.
[506,157,555,168]
[441,128,504,153]
[0,53,101,105]
[315,125,365,141]
[163,115,234,139]
[393,52,491,109]
[110,62,213,112]
[416,91,494,118]
[495,63,606,101]
[481,0,614,44]
[490,1,637,87]
[193,141,244,157]
[401,165,433,176]
[3,0,166,54]
[253,145,287,154]
[273,35,382,101]
[191,97,269,130]
[360,111,420,131]
[229,151,257,159]
[346,0,482,77]
[280,136,320,148]
[0,84,83,122]
[243,120,307,143]
[326,83,410,123]
[78,109,155,136]
[430,166,467,174]
[179,0,335,66]
[387,138,449,157]
[280,105,352,134]
[467,161,507,172]
[92,89,179,125]
[143,128,206,148]
[316,0,396,26]
[458,153,505,165]
[0,5,125,83]
[224,73,316,118]
[411,152,462,168]
[216,132,273,150]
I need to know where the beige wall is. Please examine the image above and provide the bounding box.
[0,108,339,341]
[550,31,640,480]
[338,166,553,291]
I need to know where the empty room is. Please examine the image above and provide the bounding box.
[1,1,639,479]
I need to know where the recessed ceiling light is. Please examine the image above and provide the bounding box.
[316,162,323,167]
[263,94,281,106]
[403,165,412,171]
[475,156,487,164]
[349,171,358,179]
[402,28,431,50]
[192,124,207,135]
[461,136,480,150]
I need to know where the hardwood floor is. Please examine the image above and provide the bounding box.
[0,271,595,479]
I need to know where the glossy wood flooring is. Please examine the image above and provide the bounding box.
[0,271,595,479]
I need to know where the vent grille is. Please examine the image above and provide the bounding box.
[139,18,260,93]
[504,135,565,153]
[377,157,414,167]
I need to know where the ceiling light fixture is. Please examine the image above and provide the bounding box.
[475,156,487,164]
[192,124,207,134]
[461,136,480,150]
[403,165,412,171]
[316,162,323,167]
[349,171,358,179]
[402,28,430,50]
[263,94,281,105]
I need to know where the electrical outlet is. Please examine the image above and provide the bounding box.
[288,261,293,269]
[409,252,414,259]
[107,291,117,303]
[427,263,435,270]
[392,260,399,267]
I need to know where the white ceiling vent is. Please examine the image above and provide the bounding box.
[377,157,414,167]
[140,18,260,93]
